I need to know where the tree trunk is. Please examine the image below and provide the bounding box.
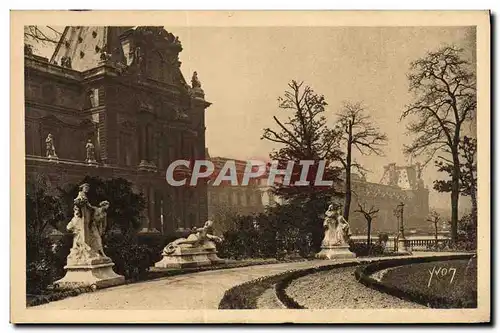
[343,140,352,220]
[450,150,461,244]
[470,171,478,226]
[434,221,438,248]
[367,219,371,246]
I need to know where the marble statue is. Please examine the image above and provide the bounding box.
[66,183,109,264]
[155,220,225,269]
[321,204,351,247]
[89,200,110,257]
[316,204,355,260]
[45,133,57,159]
[162,220,222,255]
[54,184,124,289]
[85,139,97,163]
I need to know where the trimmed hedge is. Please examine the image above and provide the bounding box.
[27,287,94,307]
[218,271,295,309]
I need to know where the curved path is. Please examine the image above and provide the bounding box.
[285,266,426,309]
[32,252,462,310]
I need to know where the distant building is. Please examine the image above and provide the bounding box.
[347,163,430,235]
[206,154,285,223]
[207,154,265,219]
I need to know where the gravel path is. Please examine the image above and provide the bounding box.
[31,252,461,310]
[31,260,334,310]
[286,266,427,309]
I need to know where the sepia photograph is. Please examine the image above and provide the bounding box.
[10,10,490,324]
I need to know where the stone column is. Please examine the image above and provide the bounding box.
[148,186,157,232]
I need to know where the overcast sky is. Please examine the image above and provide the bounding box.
[31,26,476,210]
[166,26,475,210]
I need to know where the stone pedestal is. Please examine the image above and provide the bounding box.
[397,237,410,254]
[154,246,225,269]
[54,257,125,290]
[138,160,157,172]
[86,159,98,166]
[315,245,356,260]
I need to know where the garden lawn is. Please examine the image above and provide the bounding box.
[380,258,477,308]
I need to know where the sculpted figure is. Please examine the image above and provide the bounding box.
[45,133,57,158]
[67,204,89,253]
[321,204,351,247]
[162,220,222,255]
[66,183,111,264]
[61,56,72,68]
[191,71,201,88]
[88,200,110,257]
[86,139,96,163]
[66,183,93,263]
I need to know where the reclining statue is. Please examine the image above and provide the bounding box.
[162,220,223,255]
[155,220,225,268]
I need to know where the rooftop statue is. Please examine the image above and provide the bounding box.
[191,71,201,89]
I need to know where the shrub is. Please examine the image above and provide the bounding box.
[26,256,55,295]
[104,232,158,281]
[217,201,322,260]
[377,232,389,244]
[348,241,385,257]
[58,176,146,235]
[26,175,65,294]
[455,213,477,251]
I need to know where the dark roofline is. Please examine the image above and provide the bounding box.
[50,26,70,64]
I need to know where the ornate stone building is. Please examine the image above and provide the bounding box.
[347,163,430,235]
[25,26,211,235]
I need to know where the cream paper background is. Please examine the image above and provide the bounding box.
[10,10,490,324]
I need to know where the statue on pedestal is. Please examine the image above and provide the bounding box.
[162,220,222,255]
[45,133,58,159]
[54,184,124,290]
[316,203,355,260]
[321,204,352,247]
[155,220,225,269]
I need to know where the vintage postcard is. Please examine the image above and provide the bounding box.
[10,10,490,324]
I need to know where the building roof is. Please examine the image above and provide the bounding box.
[379,163,424,190]
[51,26,133,72]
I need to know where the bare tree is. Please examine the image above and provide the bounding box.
[261,80,344,250]
[262,80,343,199]
[24,26,62,44]
[401,45,476,243]
[434,136,477,227]
[354,202,379,245]
[335,102,387,220]
[427,210,441,248]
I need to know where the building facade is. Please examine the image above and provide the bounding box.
[25,26,211,235]
[347,163,430,236]
[207,155,265,219]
